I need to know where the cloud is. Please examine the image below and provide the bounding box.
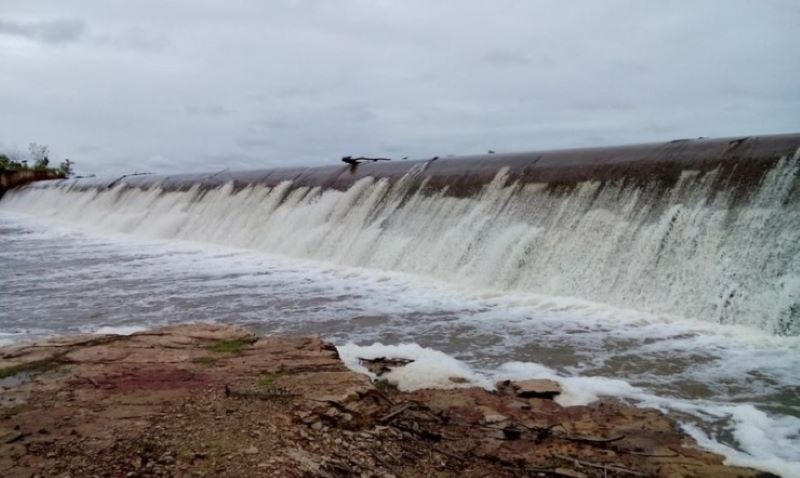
[481,49,532,67]
[0,1,797,177]
[94,27,169,52]
[74,143,100,154]
[568,99,633,112]
[0,16,167,52]
[256,119,290,130]
[187,104,231,117]
[0,17,86,44]
[236,137,273,150]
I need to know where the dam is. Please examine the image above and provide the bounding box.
[7,133,800,334]
[1,134,800,475]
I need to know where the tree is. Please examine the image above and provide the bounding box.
[1,143,76,177]
[57,159,75,177]
[0,153,25,171]
[29,143,50,171]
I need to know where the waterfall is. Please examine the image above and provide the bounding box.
[2,156,798,335]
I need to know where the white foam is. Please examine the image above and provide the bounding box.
[0,335,17,347]
[338,341,800,477]
[337,342,491,391]
[341,341,656,409]
[682,411,800,478]
[497,361,640,407]
[92,325,148,336]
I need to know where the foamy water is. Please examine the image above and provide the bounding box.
[1,159,799,475]
[7,159,800,335]
[1,212,798,475]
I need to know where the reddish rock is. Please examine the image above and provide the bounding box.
[510,378,562,399]
[0,324,774,477]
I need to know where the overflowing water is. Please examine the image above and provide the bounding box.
[1,158,799,475]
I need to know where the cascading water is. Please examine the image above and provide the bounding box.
[2,138,800,476]
[2,157,798,335]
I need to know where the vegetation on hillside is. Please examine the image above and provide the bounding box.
[0,143,74,178]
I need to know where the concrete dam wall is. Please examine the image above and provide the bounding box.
[20,133,800,195]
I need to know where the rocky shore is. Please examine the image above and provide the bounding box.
[0,324,778,477]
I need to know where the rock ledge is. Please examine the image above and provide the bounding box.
[0,324,779,477]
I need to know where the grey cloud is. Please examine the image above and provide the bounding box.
[0,1,797,177]
[196,152,277,172]
[257,119,290,130]
[0,17,86,44]
[187,104,231,117]
[382,144,406,154]
[338,105,378,123]
[94,27,169,52]
[236,137,274,150]
[481,49,532,67]
[74,144,100,154]
[569,99,633,112]
[0,16,167,52]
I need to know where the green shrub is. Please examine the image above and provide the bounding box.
[205,337,254,354]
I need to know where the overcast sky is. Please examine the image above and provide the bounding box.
[1,1,798,176]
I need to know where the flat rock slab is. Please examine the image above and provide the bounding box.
[0,324,778,477]
[503,378,563,399]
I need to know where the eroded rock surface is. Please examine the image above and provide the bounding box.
[0,324,779,477]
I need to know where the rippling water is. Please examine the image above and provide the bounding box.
[1,211,798,476]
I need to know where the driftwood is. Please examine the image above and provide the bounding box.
[357,356,414,376]
[377,402,415,423]
[341,156,392,166]
[562,433,625,445]
[554,454,648,477]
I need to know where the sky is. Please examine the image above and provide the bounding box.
[1,1,798,176]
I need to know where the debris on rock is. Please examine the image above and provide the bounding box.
[357,356,414,376]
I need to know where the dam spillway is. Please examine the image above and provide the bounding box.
[3,133,800,335]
